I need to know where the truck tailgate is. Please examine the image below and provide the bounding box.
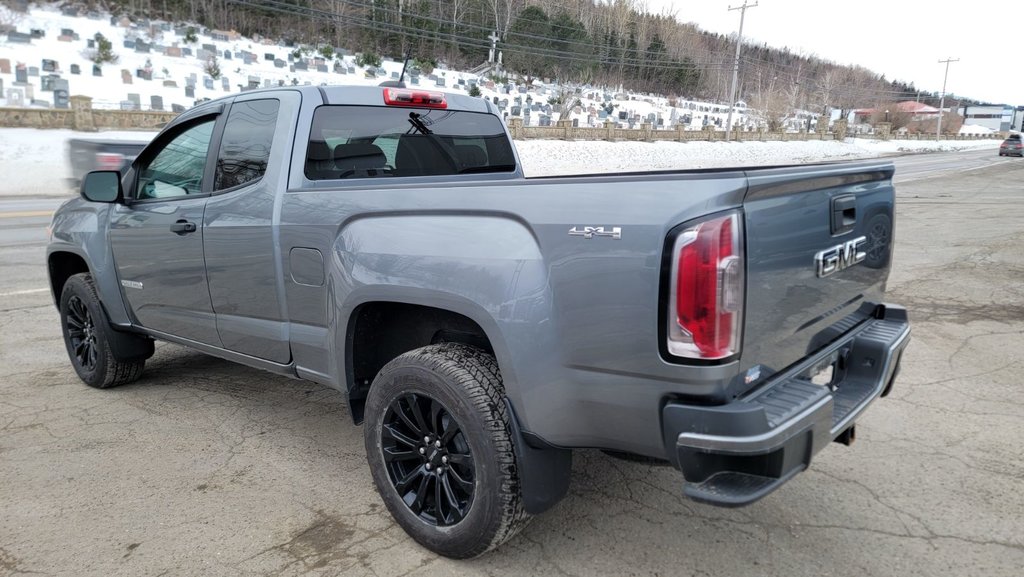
[739,161,896,383]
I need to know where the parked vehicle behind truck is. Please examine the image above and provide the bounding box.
[47,85,910,558]
[66,137,148,189]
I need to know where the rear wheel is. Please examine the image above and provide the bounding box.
[363,343,528,558]
[59,273,146,388]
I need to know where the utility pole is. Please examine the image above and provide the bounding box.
[936,57,959,140]
[725,0,757,142]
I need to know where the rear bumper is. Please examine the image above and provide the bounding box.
[662,304,910,507]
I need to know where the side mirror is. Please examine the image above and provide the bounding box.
[80,171,123,203]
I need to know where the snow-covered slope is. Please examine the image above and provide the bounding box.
[1,3,749,130]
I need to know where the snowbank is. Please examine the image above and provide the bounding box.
[959,124,995,135]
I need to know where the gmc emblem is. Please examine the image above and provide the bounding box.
[815,236,867,278]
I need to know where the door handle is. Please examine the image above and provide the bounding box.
[170,220,197,234]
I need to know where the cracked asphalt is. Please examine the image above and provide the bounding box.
[2,160,1023,576]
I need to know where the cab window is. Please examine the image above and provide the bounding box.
[137,120,215,200]
[215,99,280,191]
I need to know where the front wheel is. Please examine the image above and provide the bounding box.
[363,343,529,558]
[59,273,146,388]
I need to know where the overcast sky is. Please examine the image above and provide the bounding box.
[645,0,1018,106]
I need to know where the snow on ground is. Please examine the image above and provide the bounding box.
[0,127,999,196]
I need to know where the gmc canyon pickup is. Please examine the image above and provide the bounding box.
[47,85,910,558]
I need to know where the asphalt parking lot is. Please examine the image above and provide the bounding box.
[2,159,1023,576]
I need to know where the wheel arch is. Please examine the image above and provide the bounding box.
[343,298,508,423]
[47,249,90,308]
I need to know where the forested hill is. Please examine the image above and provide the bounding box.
[68,0,981,110]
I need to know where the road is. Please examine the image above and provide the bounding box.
[1,149,1022,576]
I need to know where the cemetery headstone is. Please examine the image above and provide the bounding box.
[391,71,400,79]
[171,103,186,113]
[135,40,150,53]
[0,59,10,74]
[127,93,141,108]
[347,66,355,74]
[163,80,177,87]
[410,76,419,85]
[31,99,51,108]
[150,95,163,110]
[6,88,24,106]
[203,76,214,89]
[122,69,133,84]
[293,61,308,71]
[15,65,28,83]
[30,28,44,38]
[274,59,286,68]
[40,75,57,91]
[316,64,328,73]
[185,85,194,98]
[202,43,216,53]
[54,88,70,109]
[182,47,192,57]
[123,39,135,49]
[511,106,521,116]
[92,64,102,76]
[265,53,275,61]
[27,66,39,77]
[223,50,231,60]
[165,46,182,57]
[7,32,33,44]
[435,77,445,87]
[221,77,230,91]
[70,64,81,75]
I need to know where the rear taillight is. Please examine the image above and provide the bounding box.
[95,152,125,171]
[666,212,744,360]
[382,88,447,108]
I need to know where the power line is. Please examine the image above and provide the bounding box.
[229,0,738,74]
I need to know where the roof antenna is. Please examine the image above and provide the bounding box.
[380,50,411,88]
[398,50,412,83]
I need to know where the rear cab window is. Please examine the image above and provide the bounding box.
[304,106,515,180]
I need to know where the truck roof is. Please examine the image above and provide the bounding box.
[183,84,499,118]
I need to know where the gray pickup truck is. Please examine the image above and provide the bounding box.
[47,85,910,558]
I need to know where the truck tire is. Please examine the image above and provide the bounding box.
[59,273,146,388]
[363,343,529,558]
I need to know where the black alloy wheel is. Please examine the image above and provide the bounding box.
[381,393,475,526]
[59,273,147,388]
[363,343,529,558]
[65,295,99,372]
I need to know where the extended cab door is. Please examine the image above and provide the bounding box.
[109,113,223,345]
[203,93,298,364]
